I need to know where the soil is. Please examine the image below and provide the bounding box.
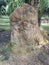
[0,29,10,43]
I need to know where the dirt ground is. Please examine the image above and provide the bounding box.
[0,29,10,43]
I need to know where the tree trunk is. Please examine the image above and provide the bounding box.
[9,3,44,65]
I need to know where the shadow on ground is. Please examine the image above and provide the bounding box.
[0,29,11,43]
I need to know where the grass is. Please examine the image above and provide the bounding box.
[41,23,49,32]
[0,25,10,29]
[0,15,10,30]
[0,15,9,19]
[0,19,10,23]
